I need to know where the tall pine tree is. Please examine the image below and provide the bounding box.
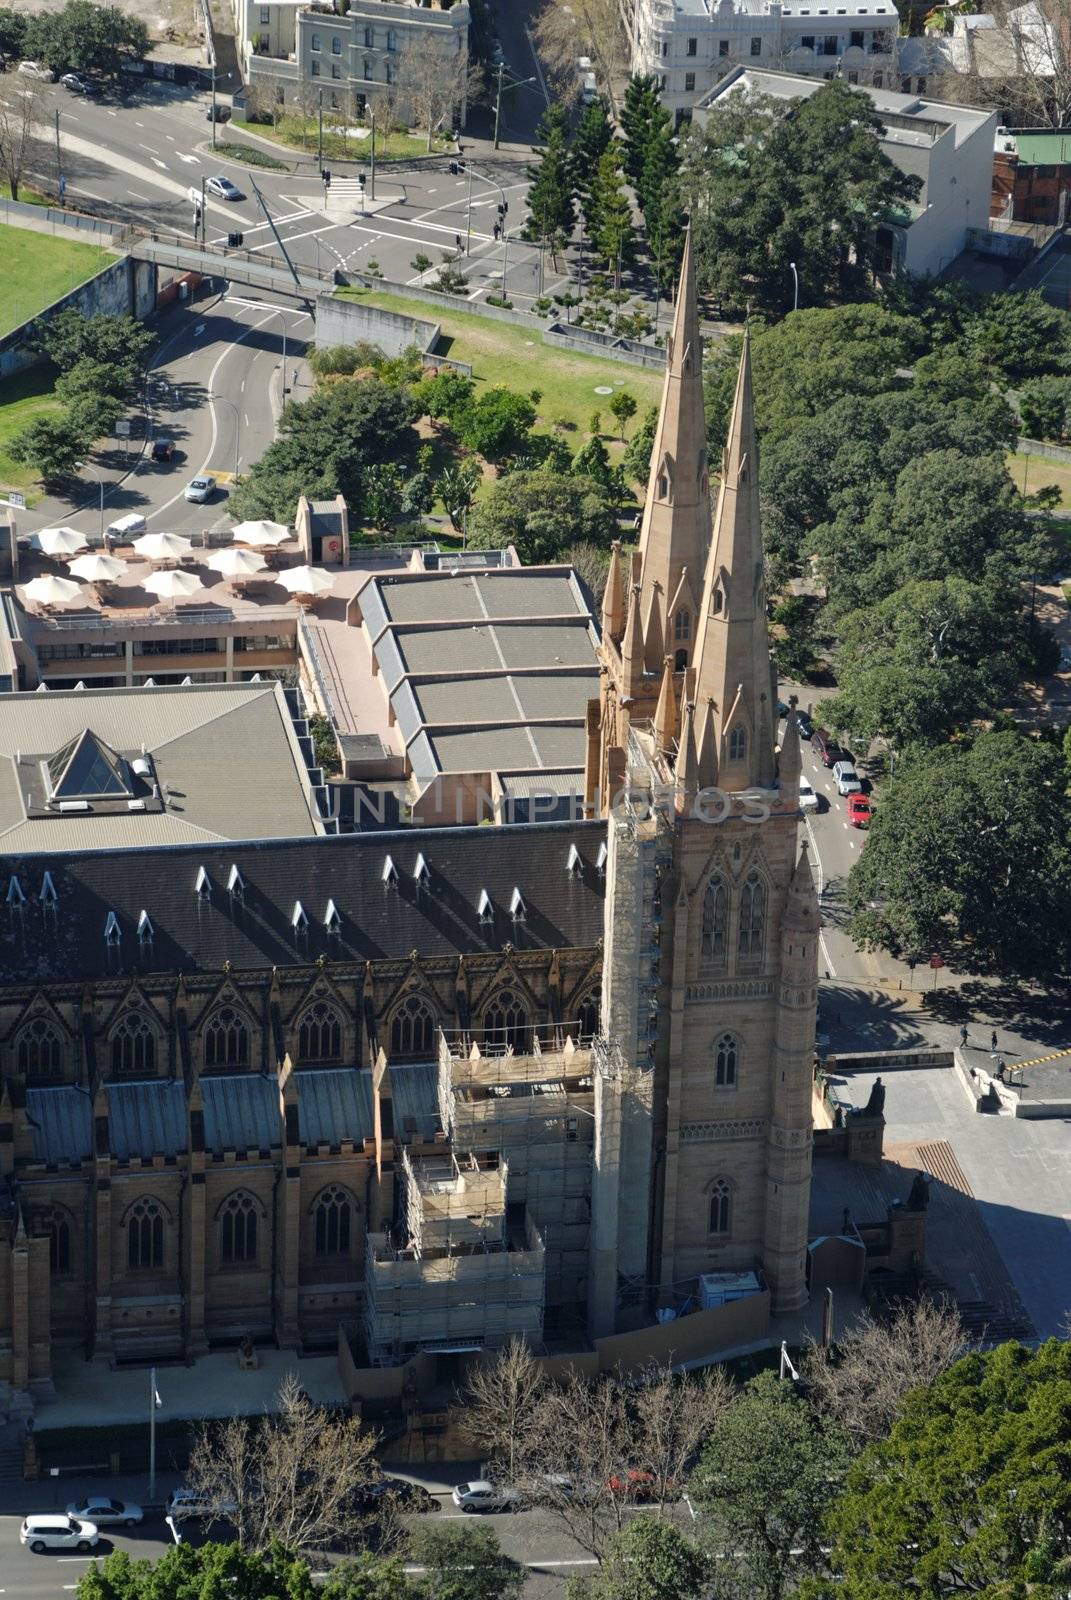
[523,104,576,248]
[640,121,685,291]
[590,143,634,287]
[620,74,661,185]
[571,94,613,231]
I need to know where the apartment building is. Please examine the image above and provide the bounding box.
[234,0,470,127]
[623,0,899,119]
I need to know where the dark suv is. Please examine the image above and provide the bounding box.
[150,438,175,463]
[811,729,846,767]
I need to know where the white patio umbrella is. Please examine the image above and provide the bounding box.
[206,546,269,579]
[19,574,84,607]
[132,531,195,563]
[231,519,291,548]
[69,552,126,584]
[143,569,203,601]
[276,565,336,596]
[35,526,88,557]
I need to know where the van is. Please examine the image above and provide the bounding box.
[833,760,862,796]
[580,71,598,104]
[810,729,844,767]
[20,1514,98,1553]
[106,512,147,540]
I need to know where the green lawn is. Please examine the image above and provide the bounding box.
[0,222,116,338]
[1,181,48,206]
[336,286,662,440]
[233,117,446,163]
[0,366,62,504]
[1008,448,1071,508]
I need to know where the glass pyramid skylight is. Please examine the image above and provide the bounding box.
[46,728,132,801]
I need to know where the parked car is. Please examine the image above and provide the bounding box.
[60,72,100,94]
[151,437,175,463]
[206,174,243,201]
[798,776,819,812]
[833,759,862,796]
[205,103,231,122]
[847,793,873,827]
[18,60,56,81]
[184,474,216,503]
[795,707,813,740]
[20,1514,98,1553]
[354,1476,439,1513]
[165,1487,236,1521]
[811,729,846,767]
[451,1481,520,1513]
[607,1469,659,1502]
[66,1497,142,1527]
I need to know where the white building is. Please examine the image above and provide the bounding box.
[233,0,470,127]
[622,0,899,121]
[695,67,998,277]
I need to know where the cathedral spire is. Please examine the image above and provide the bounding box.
[674,699,698,798]
[602,541,625,641]
[653,657,677,752]
[634,226,711,668]
[622,582,644,698]
[691,330,776,789]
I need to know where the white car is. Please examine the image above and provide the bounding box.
[20,1514,98,1553]
[451,1480,521,1513]
[18,60,56,81]
[833,760,862,796]
[165,1486,235,1521]
[184,474,216,503]
[798,777,819,812]
[66,1496,142,1527]
[206,175,243,201]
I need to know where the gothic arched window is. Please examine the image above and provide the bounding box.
[738,871,766,960]
[728,726,747,763]
[483,989,529,1054]
[298,1000,343,1064]
[576,991,600,1041]
[709,1178,732,1236]
[16,1017,63,1079]
[674,610,691,642]
[715,1033,738,1087]
[389,995,437,1061]
[701,879,727,964]
[220,1192,258,1265]
[49,1211,71,1274]
[204,1006,249,1069]
[314,1186,352,1256]
[111,1013,156,1077]
[127,1197,164,1270]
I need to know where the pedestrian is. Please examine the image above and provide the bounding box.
[455,233,462,253]
[959,1023,968,1048]
[996,1058,1006,1081]
[493,222,501,241]
[990,1030,998,1053]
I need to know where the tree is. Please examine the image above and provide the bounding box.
[801,1300,965,1451]
[589,145,633,287]
[30,309,156,384]
[9,414,87,483]
[682,82,921,314]
[691,1370,848,1600]
[434,459,481,532]
[518,1368,633,1558]
[0,6,27,62]
[24,1,148,76]
[570,95,613,225]
[454,1338,544,1481]
[640,121,685,292]
[524,105,575,255]
[818,1339,1071,1599]
[76,1542,317,1600]
[566,540,611,603]
[397,37,473,152]
[532,0,630,114]
[184,1375,381,1556]
[967,289,1071,383]
[572,435,613,487]
[469,469,617,564]
[456,388,537,470]
[1019,374,1071,441]
[623,403,657,485]
[936,0,1071,129]
[362,463,405,530]
[566,1522,709,1600]
[846,730,1071,977]
[608,391,637,439]
[408,1524,525,1600]
[620,74,662,186]
[631,1363,735,1517]
[320,1555,416,1600]
[229,377,418,523]
[414,371,475,427]
[0,71,45,203]
[308,342,386,379]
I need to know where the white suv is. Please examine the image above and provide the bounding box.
[18,60,56,80]
[20,1514,98,1553]
[832,760,862,796]
[165,1486,235,1521]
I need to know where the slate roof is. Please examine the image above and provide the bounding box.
[297,1068,374,1146]
[0,820,606,983]
[26,1085,92,1164]
[201,1073,279,1152]
[107,1080,186,1158]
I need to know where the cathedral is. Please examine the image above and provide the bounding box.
[0,231,817,1413]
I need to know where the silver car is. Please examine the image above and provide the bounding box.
[66,1497,142,1528]
[184,475,216,503]
[206,175,243,201]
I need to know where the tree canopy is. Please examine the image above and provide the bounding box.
[24,0,148,75]
[469,469,618,564]
[682,82,921,314]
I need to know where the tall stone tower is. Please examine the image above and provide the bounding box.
[586,239,818,1337]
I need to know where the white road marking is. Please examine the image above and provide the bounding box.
[224,296,313,316]
[247,223,340,253]
[127,193,153,204]
[240,378,245,392]
[166,133,175,141]
[135,120,145,127]
[244,413,250,426]
[195,323,206,335]
[151,157,167,168]
[107,108,117,116]
[179,153,201,164]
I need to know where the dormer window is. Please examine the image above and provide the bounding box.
[137,910,153,945]
[6,876,25,907]
[324,898,341,934]
[195,866,211,900]
[40,872,58,910]
[596,840,608,875]
[227,864,244,899]
[510,887,527,923]
[566,843,583,876]
[413,853,430,888]
[382,854,398,887]
[477,889,493,924]
[104,911,121,946]
[291,901,308,932]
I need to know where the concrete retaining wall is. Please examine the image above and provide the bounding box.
[315,293,440,360]
[0,197,121,245]
[824,1048,955,1072]
[0,256,157,379]
[1019,436,1071,463]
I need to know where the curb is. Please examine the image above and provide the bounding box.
[194,140,294,175]
[226,120,458,174]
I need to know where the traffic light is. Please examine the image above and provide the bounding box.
[227,231,244,247]
[448,160,458,175]
[357,172,366,189]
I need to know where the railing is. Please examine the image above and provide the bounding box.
[296,608,344,727]
[32,605,299,633]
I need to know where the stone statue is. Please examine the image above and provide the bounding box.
[863,1076,886,1117]
[906,1171,931,1211]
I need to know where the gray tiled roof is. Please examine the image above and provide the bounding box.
[201,1073,280,1152]
[389,1061,441,1139]
[296,1068,374,1146]
[0,820,606,983]
[107,1080,187,1158]
[26,1085,92,1164]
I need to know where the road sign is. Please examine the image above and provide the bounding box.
[928,955,945,969]
[187,186,201,207]
[6,492,26,509]
[115,419,131,438]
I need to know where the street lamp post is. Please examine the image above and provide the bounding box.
[148,1368,162,1503]
[790,260,799,312]
[493,66,538,150]
[457,159,510,294]
[317,89,324,173]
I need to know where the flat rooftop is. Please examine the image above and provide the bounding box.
[0,680,323,852]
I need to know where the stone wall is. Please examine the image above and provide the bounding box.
[0,253,157,379]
